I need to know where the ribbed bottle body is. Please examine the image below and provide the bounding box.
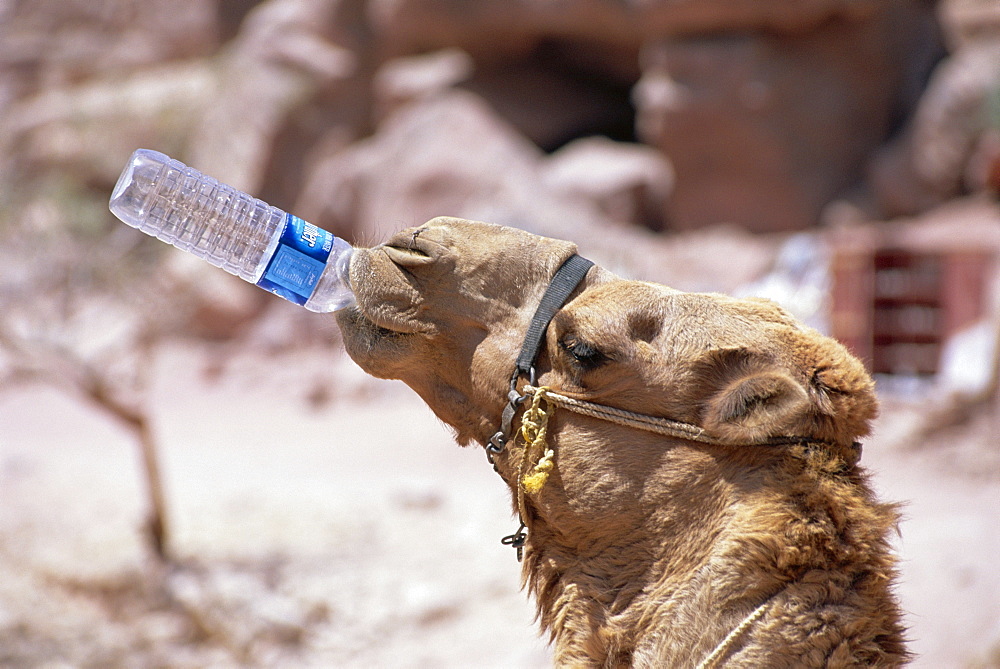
[110,149,353,312]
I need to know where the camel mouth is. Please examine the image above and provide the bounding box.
[335,305,416,368]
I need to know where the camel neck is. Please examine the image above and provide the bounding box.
[516,449,907,665]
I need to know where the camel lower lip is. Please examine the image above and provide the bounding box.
[344,303,422,338]
[372,310,423,335]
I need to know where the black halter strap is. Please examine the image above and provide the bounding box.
[515,254,595,377]
[486,253,593,561]
[487,253,594,456]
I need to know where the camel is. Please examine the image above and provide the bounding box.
[335,216,909,667]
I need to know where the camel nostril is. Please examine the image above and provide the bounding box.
[383,244,435,267]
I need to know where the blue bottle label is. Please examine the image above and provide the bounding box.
[256,214,334,305]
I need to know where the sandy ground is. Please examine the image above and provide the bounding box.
[1,340,998,668]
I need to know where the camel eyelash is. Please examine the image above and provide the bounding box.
[559,337,611,370]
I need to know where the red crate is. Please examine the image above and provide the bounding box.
[831,248,994,375]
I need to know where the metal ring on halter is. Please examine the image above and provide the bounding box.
[486,367,536,461]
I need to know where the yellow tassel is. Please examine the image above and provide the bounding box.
[522,447,554,494]
[520,387,556,495]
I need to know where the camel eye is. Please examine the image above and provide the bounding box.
[560,337,610,370]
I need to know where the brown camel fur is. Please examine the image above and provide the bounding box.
[335,217,909,667]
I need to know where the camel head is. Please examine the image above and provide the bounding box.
[336,216,877,454]
[336,217,903,665]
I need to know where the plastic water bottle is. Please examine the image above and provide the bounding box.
[109,148,354,312]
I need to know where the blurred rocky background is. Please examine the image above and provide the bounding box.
[1,0,999,667]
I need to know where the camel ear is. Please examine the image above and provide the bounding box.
[702,367,811,444]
